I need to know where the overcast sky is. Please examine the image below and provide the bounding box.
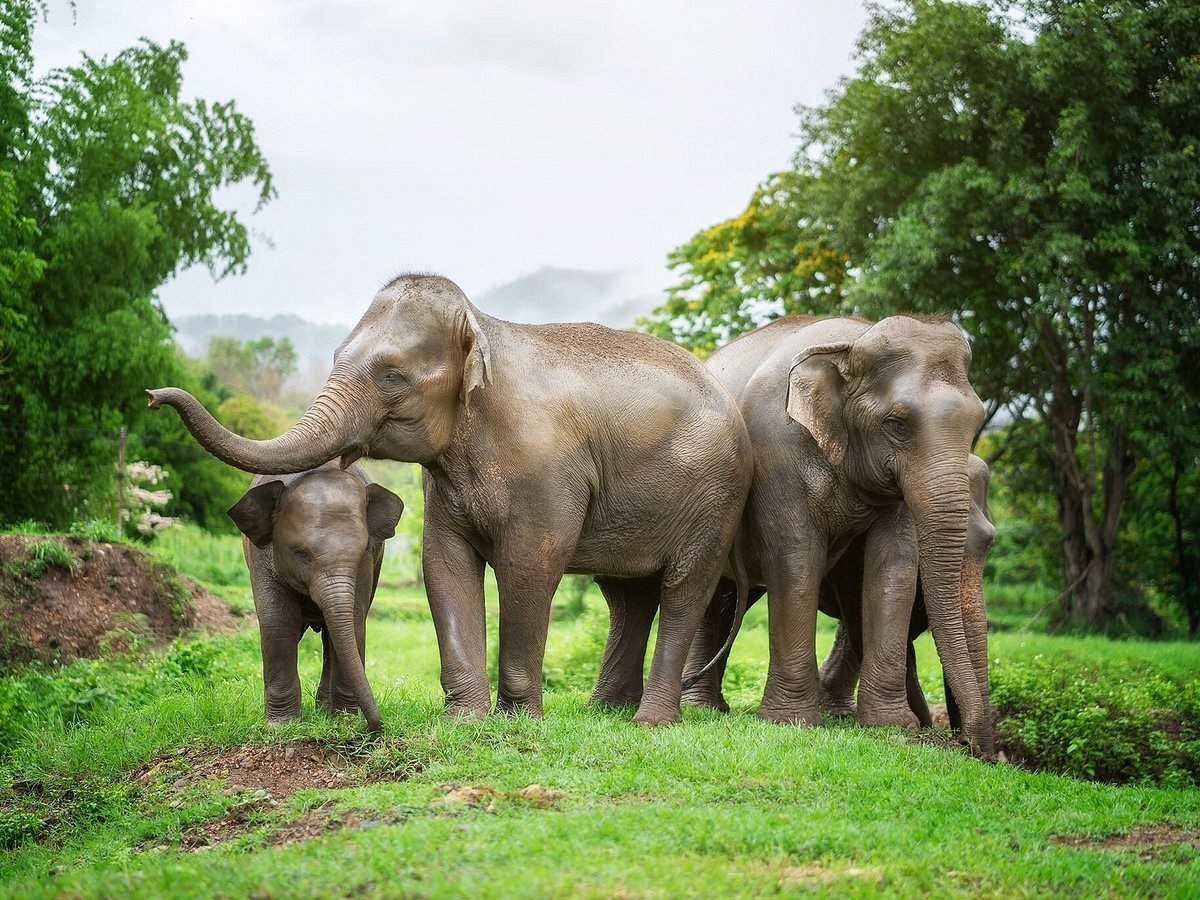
[33,1,869,325]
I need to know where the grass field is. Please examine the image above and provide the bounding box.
[1,526,1198,897]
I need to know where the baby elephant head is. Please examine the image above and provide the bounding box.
[228,467,404,731]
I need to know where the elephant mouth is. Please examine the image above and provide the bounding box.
[339,444,367,468]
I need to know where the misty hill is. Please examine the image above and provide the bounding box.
[172,266,660,398]
[473,266,655,327]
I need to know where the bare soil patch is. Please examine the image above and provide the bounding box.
[0,534,240,667]
[1054,825,1200,860]
[135,739,378,798]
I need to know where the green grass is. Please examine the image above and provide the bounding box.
[1,528,1198,897]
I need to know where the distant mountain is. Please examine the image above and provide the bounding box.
[172,266,661,399]
[473,266,657,328]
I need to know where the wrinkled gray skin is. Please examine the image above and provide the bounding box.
[228,462,404,732]
[652,314,990,752]
[149,274,752,726]
[684,454,995,741]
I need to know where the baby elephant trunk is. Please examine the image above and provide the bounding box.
[311,569,382,731]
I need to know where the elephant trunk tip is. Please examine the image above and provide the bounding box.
[146,388,167,409]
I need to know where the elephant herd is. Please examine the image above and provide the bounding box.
[148,273,995,757]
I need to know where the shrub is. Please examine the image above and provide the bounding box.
[6,540,79,580]
[991,654,1200,787]
[68,517,123,543]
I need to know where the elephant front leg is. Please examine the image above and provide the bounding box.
[255,594,306,726]
[494,559,568,717]
[857,507,921,729]
[758,543,826,726]
[423,521,490,719]
[590,576,659,708]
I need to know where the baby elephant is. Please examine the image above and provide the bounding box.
[228,462,404,731]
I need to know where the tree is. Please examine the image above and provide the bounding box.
[203,335,297,402]
[647,0,1200,632]
[0,4,274,527]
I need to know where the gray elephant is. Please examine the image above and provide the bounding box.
[684,454,995,740]
[604,314,990,752]
[228,462,404,731]
[149,273,752,726]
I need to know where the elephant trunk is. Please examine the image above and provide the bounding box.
[147,371,369,475]
[312,568,382,731]
[908,459,991,756]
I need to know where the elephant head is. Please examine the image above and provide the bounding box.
[229,467,404,731]
[786,316,990,752]
[148,274,491,473]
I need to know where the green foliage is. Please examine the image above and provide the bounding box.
[0,5,274,528]
[67,517,121,543]
[992,654,1200,788]
[640,170,848,355]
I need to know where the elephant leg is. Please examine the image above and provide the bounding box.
[758,542,826,726]
[817,542,865,717]
[254,583,306,725]
[423,516,490,718]
[590,576,659,708]
[680,578,738,712]
[857,507,921,729]
[818,622,861,717]
[494,567,560,717]
[634,562,719,726]
[905,642,933,728]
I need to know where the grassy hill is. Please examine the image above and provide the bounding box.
[0,526,1197,897]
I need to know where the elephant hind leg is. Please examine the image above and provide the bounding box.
[635,564,724,726]
[905,642,933,728]
[818,622,861,717]
[590,576,659,708]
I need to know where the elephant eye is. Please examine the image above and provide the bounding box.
[379,369,408,390]
[293,548,312,567]
[883,414,910,440]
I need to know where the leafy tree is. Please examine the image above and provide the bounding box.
[203,335,297,402]
[640,170,848,356]
[0,4,274,527]
[646,0,1200,632]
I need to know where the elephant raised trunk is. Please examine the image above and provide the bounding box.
[147,374,368,475]
[908,461,991,756]
[311,567,381,731]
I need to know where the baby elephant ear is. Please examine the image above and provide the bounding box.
[227,479,286,549]
[460,304,492,407]
[366,483,405,542]
[786,342,853,466]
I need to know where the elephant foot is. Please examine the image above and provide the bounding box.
[588,682,643,709]
[495,695,544,718]
[759,679,822,726]
[680,686,730,713]
[443,701,490,720]
[632,705,681,727]
[857,703,921,730]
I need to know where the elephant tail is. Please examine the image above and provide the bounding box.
[682,533,749,691]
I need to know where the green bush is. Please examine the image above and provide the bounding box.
[991,654,1200,787]
[0,635,237,759]
[68,517,123,543]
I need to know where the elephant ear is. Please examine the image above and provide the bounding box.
[227,479,286,549]
[461,304,492,406]
[365,483,405,542]
[786,342,853,465]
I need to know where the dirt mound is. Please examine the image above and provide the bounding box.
[0,534,241,667]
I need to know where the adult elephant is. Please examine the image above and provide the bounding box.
[684,454,995,742]
[148,274,752,726]
[667,314,990,753]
